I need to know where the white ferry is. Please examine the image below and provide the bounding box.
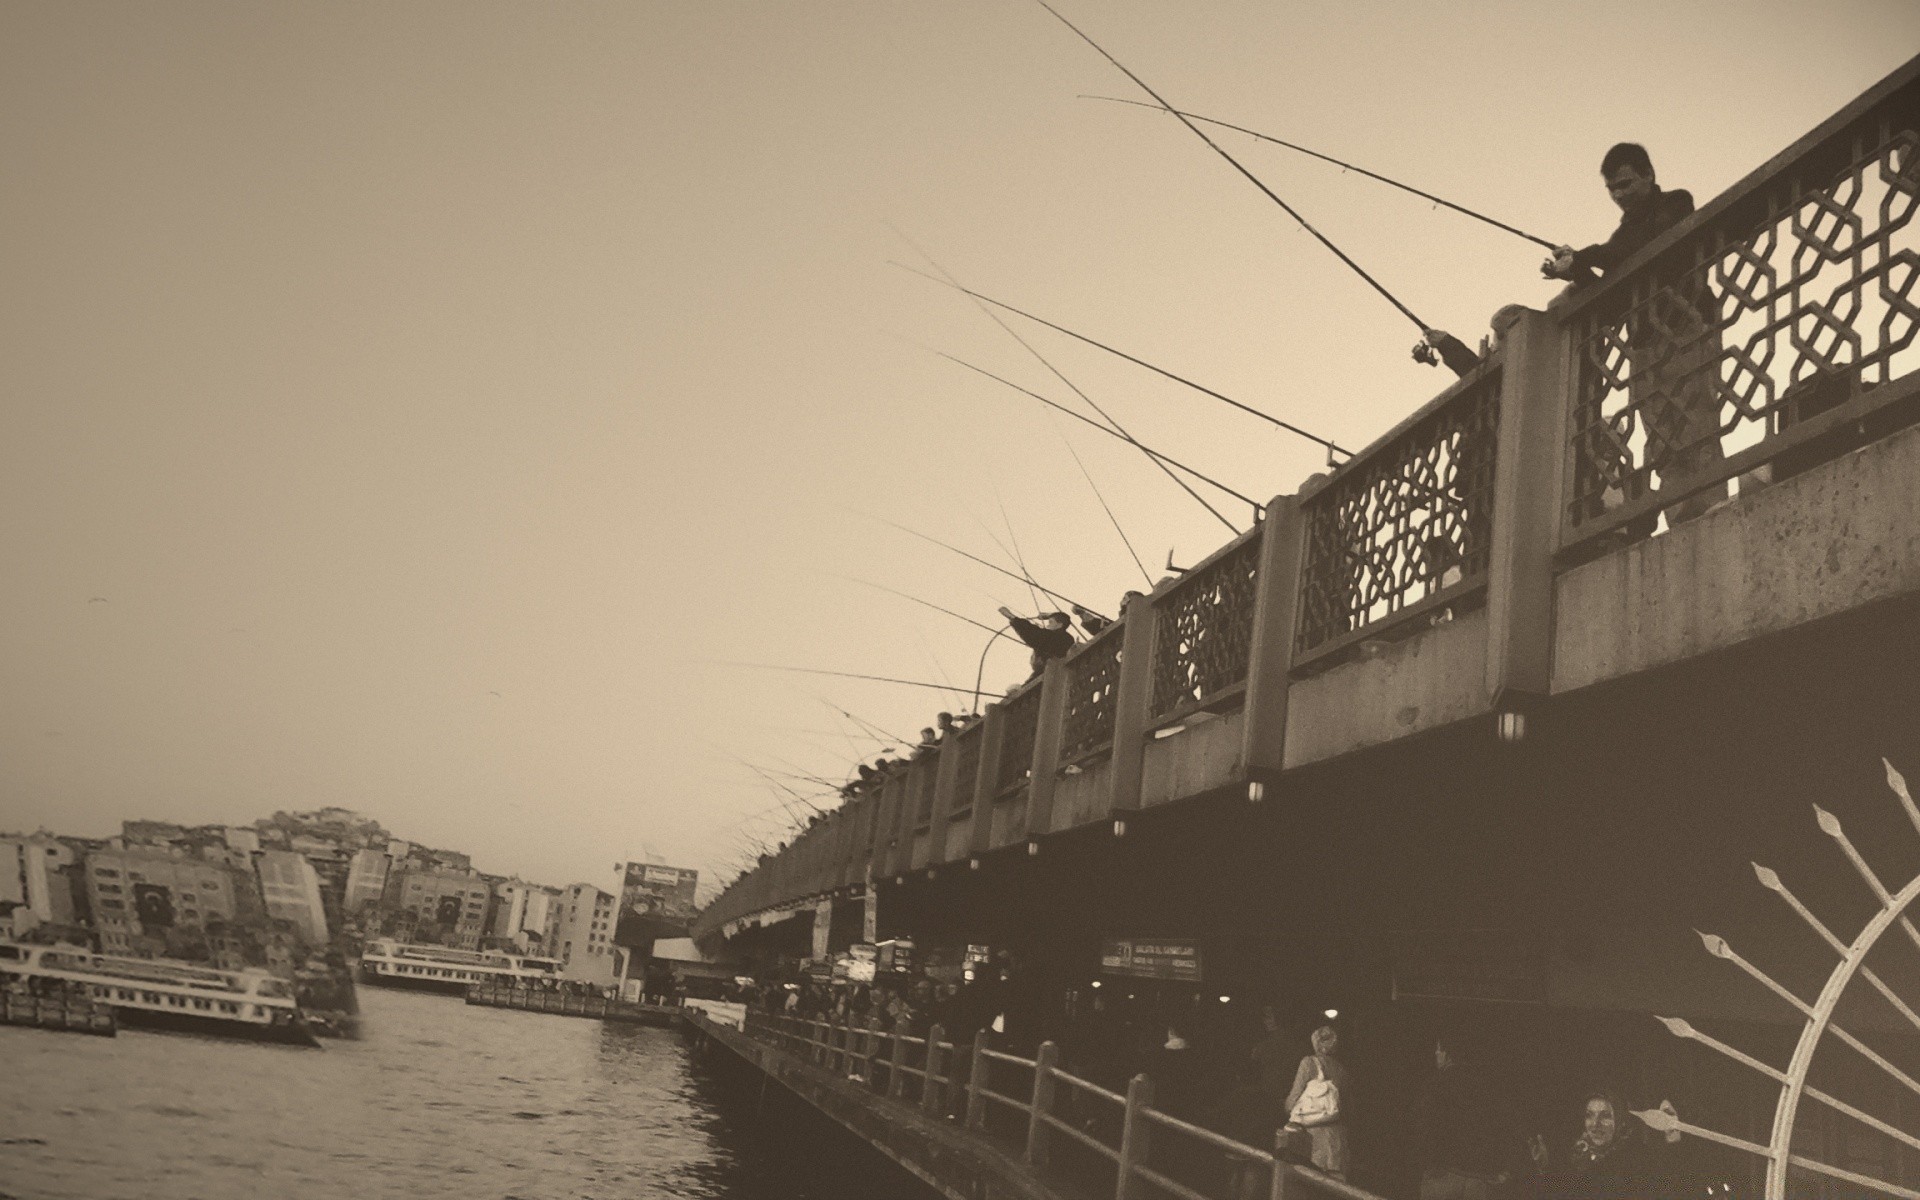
[0,941,318,1047]
[357,939,562,994]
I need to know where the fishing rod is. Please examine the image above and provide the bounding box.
[867,514,1104,619]
[939,352,1264,514]
[893,227,1240,534]
[1084,96,1559,250]
[894,262,1350,459]
[1059,429,1154,588]
[812,694,910,747]
[1031,0,1432,333]
[714,660,979,698]
[838,574,1014,638]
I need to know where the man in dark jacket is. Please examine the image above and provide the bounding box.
[1544,143,1725,530]
[998,607,1074,680]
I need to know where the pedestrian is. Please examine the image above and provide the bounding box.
[1524,1091,1686,1200]
[1281,1024,1351,1179]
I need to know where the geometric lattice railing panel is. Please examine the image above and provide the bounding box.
[1567,78,1920,537]
[1296,369,1501,656]
[995,684,1042,797]
[1151,530,1262,718]
[1061,625,1123,763]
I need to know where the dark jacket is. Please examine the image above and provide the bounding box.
[1431,333,1482,378]
[1007,616,1073,677]
[1569,188,1695,282]
[1416,1062,1517,1177]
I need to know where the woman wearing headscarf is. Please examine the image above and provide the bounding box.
[1526,1091,1684,1200]
[1282,1024,1352,1178]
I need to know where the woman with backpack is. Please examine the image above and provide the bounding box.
[1282,1024,1351,1179]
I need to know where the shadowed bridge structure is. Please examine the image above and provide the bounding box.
[694,56,1920,1200]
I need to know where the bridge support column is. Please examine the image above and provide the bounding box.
[1105,589,1159,819]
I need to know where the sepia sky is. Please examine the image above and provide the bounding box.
[3,1,1915,899]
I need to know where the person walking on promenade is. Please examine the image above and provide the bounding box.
[1282,1024,1352,1179]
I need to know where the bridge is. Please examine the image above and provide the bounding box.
[694,55,1920,1200]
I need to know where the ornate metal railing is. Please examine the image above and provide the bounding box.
[1060,625,1123,763]
[1295,367,1501,660]
[1151,530,1262,719]
[1562,65,1920,542]
[995,684,1042,797]
[949,722,983,814]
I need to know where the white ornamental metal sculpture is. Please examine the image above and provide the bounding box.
[1644,759,1920,1199]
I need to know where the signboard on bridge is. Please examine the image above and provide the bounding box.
[1099,939,1203,982]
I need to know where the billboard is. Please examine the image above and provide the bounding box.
[615,861,699,946]
[1099,939,1203,982]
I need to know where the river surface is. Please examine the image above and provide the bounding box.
[0,986,928,1200]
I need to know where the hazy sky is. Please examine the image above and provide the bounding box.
[3,1,1915,898]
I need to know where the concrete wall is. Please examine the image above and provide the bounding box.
[1554,423,1920,693]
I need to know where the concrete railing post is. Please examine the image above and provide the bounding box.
[1486,307,1575,707]
[966,1030,991,1130]
[889,1023,909,1098]
[1115,1073,1155,1200]
[1105,591,1159,819]
[1024,660,1070,839]
[968,704,1007,856]
[923,1024,947,1115]
[1025,1040,1060,1166]
[1269,1130,1293,1200]
[1240,496,1306,777]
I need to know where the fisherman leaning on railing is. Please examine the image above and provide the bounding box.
[1544,142,1726,533]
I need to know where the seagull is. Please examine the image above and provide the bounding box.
[88,597,108,604]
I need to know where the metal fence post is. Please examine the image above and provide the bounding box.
[1025,1041,1060,1166]
[1114,1074,1155,1200]
[923,1024,946,1115]
[1268,1128,1293,1200]
[889,1024,910,1098]
[966,1030,991,1130]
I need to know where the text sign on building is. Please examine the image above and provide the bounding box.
[1099,939,1203,982]
[616,861,699,946]
[1391,928,1548,1006]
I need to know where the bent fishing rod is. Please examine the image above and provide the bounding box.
[1032,0,1432,334]
[1084,96,1559,250]
[893,226,1238,534]
[893,261,1350,459]
[866,515,1105,621]
[938,351,1264,516]
[838,574,1016,639]
[713,660,979,698]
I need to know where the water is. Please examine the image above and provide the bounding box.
[0,986,929,1200]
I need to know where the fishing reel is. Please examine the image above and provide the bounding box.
[1411,339,1440,367]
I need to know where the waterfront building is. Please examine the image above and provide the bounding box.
[549,883,617,985]
[380,866,488,949]
[487,879,559,951]
[254,850,330,946]
[83,848,263,957]
[342,847,391,919]
[0,833,81,937]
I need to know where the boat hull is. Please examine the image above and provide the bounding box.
[356,968,469,996]
[112,1005,319,1047]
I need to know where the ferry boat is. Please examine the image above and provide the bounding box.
[0,942,318,1047]
[357,939,563,994]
